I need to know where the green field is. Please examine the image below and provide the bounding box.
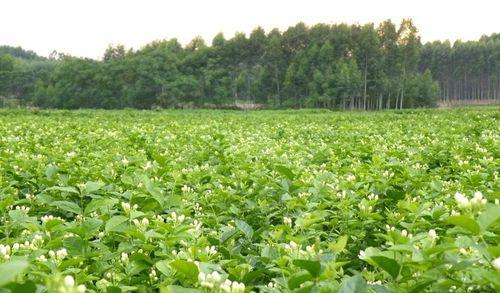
[0,108,499,292]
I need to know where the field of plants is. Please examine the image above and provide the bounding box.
[0,108,499,293]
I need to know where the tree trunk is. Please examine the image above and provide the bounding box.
[363,54,368,110]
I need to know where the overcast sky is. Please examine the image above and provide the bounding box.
[1,0,499,59]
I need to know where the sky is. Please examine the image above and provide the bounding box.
[1,0,499,59]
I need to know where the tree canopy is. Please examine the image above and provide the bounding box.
[0,20,498,109]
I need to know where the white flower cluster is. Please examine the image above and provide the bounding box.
[400,229,413,239]
[367,193,379,201]
[181,185,194,193]
[25,193,35,201]
[12,235,44,251]
[283,217,293,227]
[38,248,68,262]
[167,212,186,224]
[284,241,322,258]
[132,218,149,228]
[149,268,158,281]
[193,202,203,217]
[454,192,487,209]
[383,170,394,178]
[0,244,11,260]
[359,202,373,212]
[205,245,217,256]
[14,205,30,213]
[198,272,245,293]
[58,275,86,293]
[298,191,311,198]
[335,190,348,199]
[121,202,138,214]
[219,279,245,293]
[189,219,202,234]
[198,271,222,288]
[41,215,64,223]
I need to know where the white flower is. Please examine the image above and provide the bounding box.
[492,257,500,271]
[149,268,158,281]
[266,282,277,288]
[198,271,222,288]
[121,202,131,213]
[428,229,437,240]
[209,271,221,283]
[401,229,408,237]
[454,192,470,209]
[41,215,63,223]
[470,191,487,207]
[358,250,366,258]
[230,281,245,293]
[205,245,217,255]
[283,217,292,226]
[220,279,232,292]
[56,248,68,259]
[64,275,75,287]
[120,252,129,263]
[181,185,194,193]
[143,161,153,170]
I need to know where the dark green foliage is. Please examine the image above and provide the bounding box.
[0,21,498,109]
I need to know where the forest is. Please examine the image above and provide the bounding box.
[0,19,499,109]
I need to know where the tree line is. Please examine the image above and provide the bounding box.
[0,20,498,109]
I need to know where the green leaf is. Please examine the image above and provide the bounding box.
[4,281,37,293]
[478,206,500,230]
[488,246,500,257]
[51,201,82,214]
[161,285,202,293]
[170,260,199,280]
[287,271,312,290]
[370,284,393,293]
[45,186,80,194]
[155,260,171,276]
[106,287,122,293]
[330,235,348,253]
[293,259,321,278]
[235,219,254,239]
[63,236,87,256]
[105,216,129,232]
[408,280,435,293]
[84,181,105,194]
[339,275,367,293]
[370,256,400,279]
[0,260,29,287]
[275,165,295,180]
[443,215,480,234]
